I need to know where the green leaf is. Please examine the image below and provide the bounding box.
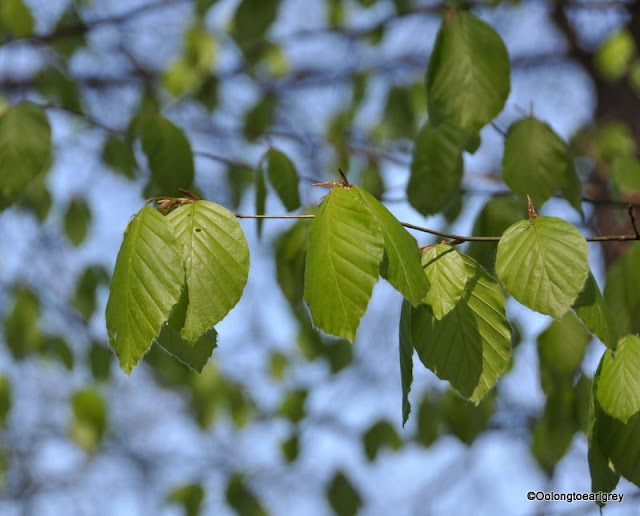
[140,113,194,195]
[0,103,51,210]
[89,342,112,382]
[275,219,309,307]
[421,244,470,320]
[573,272,618,350]
[355,186,428,305]
[415,392,440,447]
[443,389,494,445]
[0,377,11,427]
[166,201,249,341]
[255,166,267,238]
[166,483,205,516]
[594,122,635,162]
[611,155,640,193]
[597,335,640,423]
[266,148,301,211]
[466,196,527,272]
[64,197,92,246]
[72,265,109,320]
[537,312,589,374]
[588,391,621,493]
[327,471,362,516]
[37,68,82,112]
[399,300,413,426]
[604,242,640,336]
[0,0,34,38]
[532,378,577,474]
[155,308,217,374]
[383,85,416,139]
[502,117,577,209]
[102,135,137,179]
[362,419,402,461]
[232,0,280,50]
[280,431,299,463]
[278,388,307,423]
[595,29,635,81]
[42,336,74,370]
[304,187,384,341]
[71,389,107,454]
[4,286,43,359]
[18,176,52,221]
[407,121,465,216]
[225,473,267,516]
[243,95,276,141]
[426,11,510,133]
[496,216,589,318]
[106,205,184,374]
[408,254,512,403]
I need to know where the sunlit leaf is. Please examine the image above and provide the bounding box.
[595,29,634,81]
[304,186,384,341]
[426,11,510,133]
[610,155,640,193]
[166,201,249,341]
[496,217,589,318]
[604,242,640,336]
[355,186,428,305]
[421,244,471,320]
[407,254,512,403]
[106,205,184,374]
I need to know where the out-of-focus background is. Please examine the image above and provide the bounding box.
[1,0,640,514]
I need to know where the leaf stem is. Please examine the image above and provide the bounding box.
[232,214,640,243]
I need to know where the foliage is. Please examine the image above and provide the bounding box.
[1,1,640,514]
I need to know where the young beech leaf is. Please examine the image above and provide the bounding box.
[266,148,301,211]
[502,117,580,211]
[407,253,512,404]
[426,11,510,133]
[106,205,183,374]
[573,272,618,350]
[496,216,588,319]
[408,121,465,216]
[596,335,640,423]
[153,284,217,373]
[0,102,51,210]
[421,244,471,320]
[354,186,428,305]
[399,300,413,426]
[166,201,249,343]
[304,186,384,341]
[140,113,194,195]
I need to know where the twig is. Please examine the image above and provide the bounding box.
[231,213,640,243]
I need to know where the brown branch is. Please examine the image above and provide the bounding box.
[232,213,640,243]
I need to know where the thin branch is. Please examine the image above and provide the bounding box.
[231,213,640,243]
